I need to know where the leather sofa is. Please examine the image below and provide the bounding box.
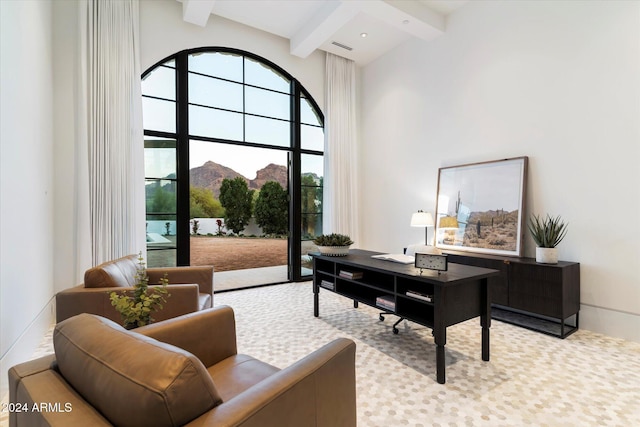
[56,254,214,324]
[8,306,357,427]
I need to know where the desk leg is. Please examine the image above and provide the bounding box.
[481,278,490,361]
[313,280,319,317]
[436,343,446,384]
[434,288,446,384]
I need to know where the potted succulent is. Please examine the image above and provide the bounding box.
[528,214,568,264]
[109,253,170,329]
[313,233,354,256]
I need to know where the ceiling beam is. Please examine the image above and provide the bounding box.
[289,0,445,60]
[181,0,216,27]
[290,1,362,59]
[367,1,444,41]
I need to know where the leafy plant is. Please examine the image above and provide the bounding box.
[528,214,568,248]
[109,253,170,329]
[313,233,354,247]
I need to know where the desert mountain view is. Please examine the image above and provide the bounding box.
[189,161,288,197]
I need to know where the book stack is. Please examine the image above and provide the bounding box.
[339,270,363,280]
[320,280,335,290]
[405,290,433,303]
[375,295,395,311]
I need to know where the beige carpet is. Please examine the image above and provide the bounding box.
[4,282,640,426]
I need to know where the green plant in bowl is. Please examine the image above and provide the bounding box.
[313,233,354,247]
[313,234,354,256]
[528,214,568,248]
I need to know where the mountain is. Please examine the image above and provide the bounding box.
[250,163,288,190]
[189,161,245,197]
[189,161,288,197]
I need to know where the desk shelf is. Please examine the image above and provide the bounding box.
[396,296,434,329]
[336,280,390,307]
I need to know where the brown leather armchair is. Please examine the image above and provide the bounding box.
[55,254,213,324]
[8,307,357,427]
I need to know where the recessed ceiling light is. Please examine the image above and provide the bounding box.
[403,19,410,25]
[360,32,368,38]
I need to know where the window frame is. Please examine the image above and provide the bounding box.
[142,47,324,281]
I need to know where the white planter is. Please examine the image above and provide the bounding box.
[317,246,351,256]
[536,247,558,264]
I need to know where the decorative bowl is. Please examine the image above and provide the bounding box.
[317,246,351,256]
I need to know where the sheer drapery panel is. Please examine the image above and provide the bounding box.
[80,0,145,265]
[323,53,359,243]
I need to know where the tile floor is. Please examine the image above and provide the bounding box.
[3,282,640,426]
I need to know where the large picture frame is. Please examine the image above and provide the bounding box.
[435,157,528,257]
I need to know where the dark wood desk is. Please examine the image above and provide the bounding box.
[313,249,500,384]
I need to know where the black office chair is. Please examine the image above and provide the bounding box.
[378,311,405,334]
[378,243,434,335]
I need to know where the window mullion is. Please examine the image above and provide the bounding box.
[176,53,190,266]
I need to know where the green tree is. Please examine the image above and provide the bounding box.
[147,183,176,220]
[190,187,225,219]
[301,175,322,237]
[255,181,288,235]
[219,177,254,234]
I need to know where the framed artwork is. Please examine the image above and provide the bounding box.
[435,157,528,257]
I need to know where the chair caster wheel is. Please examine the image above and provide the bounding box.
[393,328,399,335]
[379,314,385,321]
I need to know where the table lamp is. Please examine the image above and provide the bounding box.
[410,210,434,245]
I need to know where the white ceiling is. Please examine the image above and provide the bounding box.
[177,0,468,65]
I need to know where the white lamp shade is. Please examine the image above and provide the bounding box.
[410,211,434,227]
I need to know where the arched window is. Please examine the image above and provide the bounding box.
[142,48,324,282]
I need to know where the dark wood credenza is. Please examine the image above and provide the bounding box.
[444,251,580,338]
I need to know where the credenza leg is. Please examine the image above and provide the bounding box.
[353,300,358,308]
[313,283,319,317]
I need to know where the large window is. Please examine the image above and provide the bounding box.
[142,48,324,281]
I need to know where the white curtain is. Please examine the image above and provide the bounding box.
[323,53,359,243]
[78,0,145,266]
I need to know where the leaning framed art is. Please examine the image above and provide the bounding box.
[435,156,528,257]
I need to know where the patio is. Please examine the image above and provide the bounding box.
[148,236,314,291]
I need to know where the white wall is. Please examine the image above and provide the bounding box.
[359,0,640,341]
[0,0,56,396]
[140,0,325,110]
[52,0,89,299]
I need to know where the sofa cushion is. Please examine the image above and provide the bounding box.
[206,354,280,402]
[84,254,139,288]
[54,313,222,427]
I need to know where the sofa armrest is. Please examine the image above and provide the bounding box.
[137,306,237,367]
[148,265,214,296]
[56,284,200,324]
[185,338,357,427]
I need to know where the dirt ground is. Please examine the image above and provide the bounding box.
[190,236,288,271]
